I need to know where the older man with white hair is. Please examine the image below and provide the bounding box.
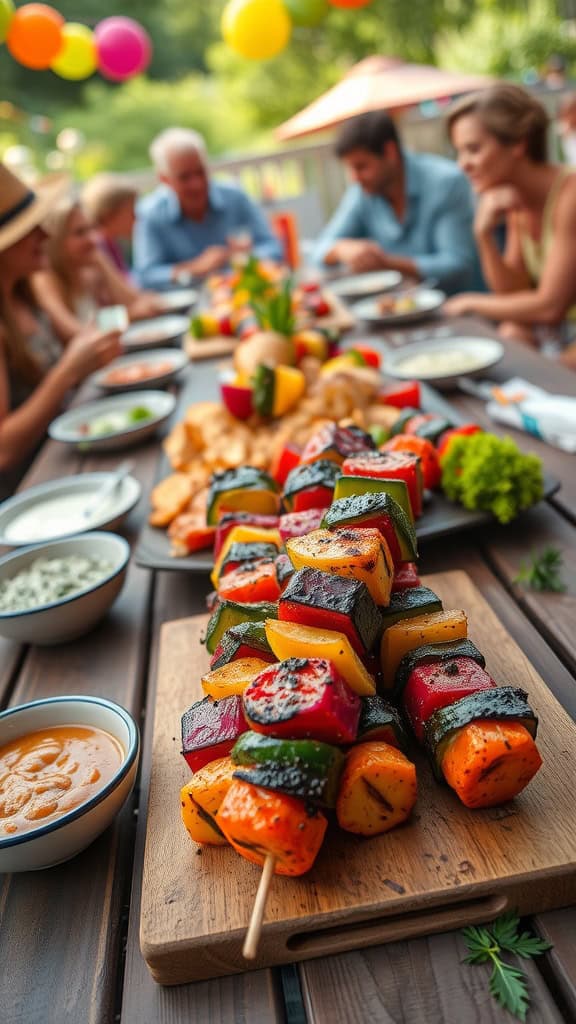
[133,127,282,288]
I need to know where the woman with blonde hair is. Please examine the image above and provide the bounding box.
[0,164,121,490]
[32,195,162,343]
[443,83,576,358]
[81,173,138,276]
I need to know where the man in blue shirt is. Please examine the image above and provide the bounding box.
[313,111,478,294]
[134,127,283,289]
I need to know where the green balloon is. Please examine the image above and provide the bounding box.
[0,0,14,44]
[285,0,329,28]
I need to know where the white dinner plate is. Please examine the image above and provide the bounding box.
[49,390,176,452]
[384,336,505,390]
[0,472,142,546]
[353,288,446,325]
[121,315,190,350]
[90,348,189,393]
[329,270,403,300]
[156,288,198,314]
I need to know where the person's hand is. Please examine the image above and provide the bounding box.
[59,326,122,387]
[191,246,229,276]
[329,239,389,273]
[443,293,479,317]
[474,187,522,237]
[128,291,165,322]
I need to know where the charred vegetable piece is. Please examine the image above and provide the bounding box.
[207,466,280,525]
[390,407,421,436]
[214,511,279,559]
[201,657,272,699]
[286,527,394,607]
[403,656,497,742]
[210,620,276,669]
[218,542,278,578]
[333,474,413,525]
[180,756,237,845]
[440,720,542,809]
[231,733,344,806]
[243,657,361,743]
[392,563,421,592]
[393,638,486,700]
[265,620,376,697]
[205,599,278,655]
[218,779,328,876]
[336,741,417,836]
[283,460,341,513]
[405,413,453,445]
[218,561,281,604]
[381,609,468,689]
[211,525,282,587]
[380,586,443,632]
[181,694,248,773]
[424,686,539,780]
[356,695,410,751]
[275,553,295,591]
[322,491,417,566]
[279,507,325,542]
[300,423,373,466]
[342,451,423,519]
[279,567,382,657]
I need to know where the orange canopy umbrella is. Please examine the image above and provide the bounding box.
[275,56,495,141]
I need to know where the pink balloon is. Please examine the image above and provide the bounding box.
[95,16,151,82]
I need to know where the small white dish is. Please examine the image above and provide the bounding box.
[0,472,141,547]
[0,695,139,872]
[353,288,446,325]
[157,288,198,314]
[121,314,190,350]
[0,532,130,644]
[49,390,176,452]
[90,349,189,394]
[329,270,403,300]
[384,336,505,390]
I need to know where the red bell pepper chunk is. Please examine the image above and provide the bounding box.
[349,343,381,369]
[279,507,325,543]
[270,443,302,487]
[403,657,497,742]
[181,694,247,773]
[382,434,441,490]
[168,513,216,554]
[379,380,421,409]
[437,424,482,458]
[293,485,334,513]
[214,512,280,559]
[342,452,423,519]
[220,381,254,421]
[392,563,421,592]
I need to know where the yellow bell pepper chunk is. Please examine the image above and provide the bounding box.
[273,365,306,417]
[180,756,237,846]
[211,525,282,587]
[264,618,376,696]
[201,657,270,699]
[380,608,468,689]
[286,527,393,606]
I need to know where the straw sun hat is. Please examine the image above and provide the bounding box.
[0,163,70,253]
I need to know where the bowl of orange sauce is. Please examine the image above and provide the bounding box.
[0,695,139,872]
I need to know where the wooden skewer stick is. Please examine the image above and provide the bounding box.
[243,854,276,960]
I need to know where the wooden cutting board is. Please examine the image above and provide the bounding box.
[140,570,576,985]
[185,290,356,362]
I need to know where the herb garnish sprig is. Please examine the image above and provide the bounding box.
[514,546,566,593]
[462,912,551,1021]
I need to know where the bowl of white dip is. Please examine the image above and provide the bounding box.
[384,336,504,390]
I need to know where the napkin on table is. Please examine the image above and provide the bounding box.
[485,377,576,453]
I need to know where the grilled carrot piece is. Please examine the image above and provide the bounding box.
[336,741,417,836]
[440,720,542,809]
[217,561,281,604]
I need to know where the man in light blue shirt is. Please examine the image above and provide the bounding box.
[134,127,282,289]
[313,111,478,294]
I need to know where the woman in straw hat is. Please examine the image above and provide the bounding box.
[443,84,576,359]
[31,194,162,343]
[0,163,121,487]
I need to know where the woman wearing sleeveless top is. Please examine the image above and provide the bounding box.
[443,84,576,360]
[31,196,163,343]
[0,164,121,489]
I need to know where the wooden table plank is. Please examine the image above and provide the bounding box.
[537,908,576,1020]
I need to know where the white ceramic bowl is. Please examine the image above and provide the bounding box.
[384,335,505,390]
[0,695,139,872]
[353,288,446,325]
[329,270,403,300]
[90,349,189,394]
[121,314,190,350]
[0,532,130,644]
[157,288,198,314]
[48,390,176,452]
[0,472,141,547]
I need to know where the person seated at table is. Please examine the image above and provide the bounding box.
[0,163,121,487]
[133,127,283,289]
[81,173,139,278]
[312,110,478,295]
[443,84,576,352]
[31,196,163,343]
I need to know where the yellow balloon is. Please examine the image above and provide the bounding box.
[223,0,291,61]
[51,22,97,80]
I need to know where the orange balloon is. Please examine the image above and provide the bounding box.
[7,3,64,70]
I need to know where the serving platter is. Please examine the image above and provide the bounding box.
[122,315,190,351]
[353,288,446,326]
[49,391,177,453]
[139,570,576,985]
[328,270,403,301]
[90,349,189,394]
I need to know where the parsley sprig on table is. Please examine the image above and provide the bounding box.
[514,546,566,593]
[462,912,551,1021]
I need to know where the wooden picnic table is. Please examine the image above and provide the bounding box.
[1,315,575,1024]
